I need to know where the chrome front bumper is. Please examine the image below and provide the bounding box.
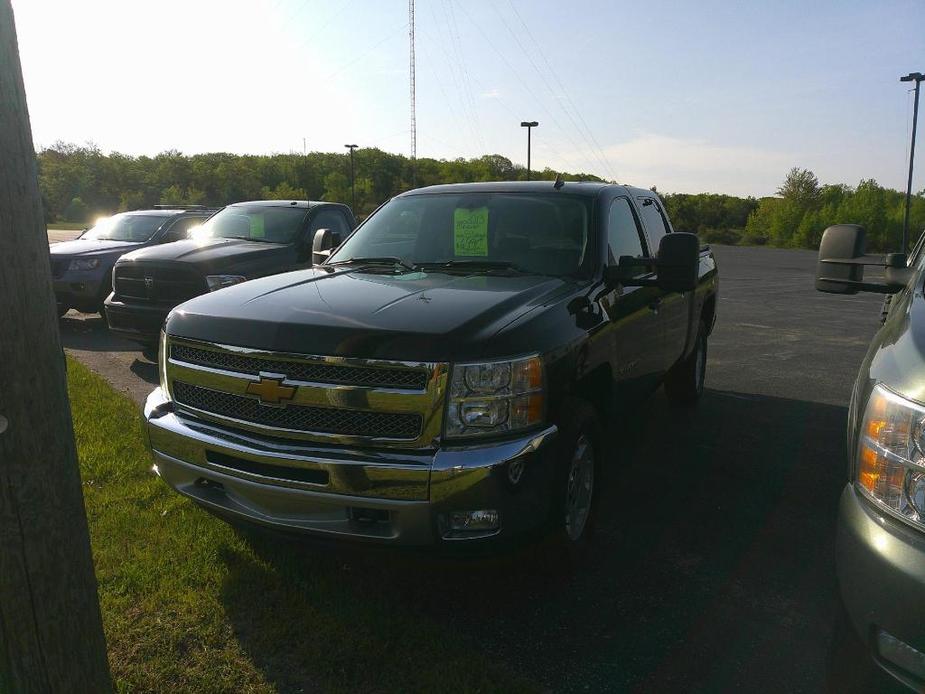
[144,388,558,545]
[837,484,925,689]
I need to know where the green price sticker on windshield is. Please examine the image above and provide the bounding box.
[250,216,265,239]
[454,207,489,256]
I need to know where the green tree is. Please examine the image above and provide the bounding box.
[260,181,308,200]
[62,196,88,222]
[777,167,820,208]
[322,171,350,204]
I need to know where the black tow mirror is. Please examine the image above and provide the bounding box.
[654,232,700,293]
[607,232,700,293]
[815,224,867,294]
[815,225,910,295]
[311,228,341,265]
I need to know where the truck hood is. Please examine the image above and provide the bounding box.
[118,238,292,273]
[49,239,143,256]
[165,267,575,362]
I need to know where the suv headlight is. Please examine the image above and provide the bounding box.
[445,355,544,439]
[68,258,100,271]
[158,330,170,399]
[857,384,925,527]
[206,274,247,291]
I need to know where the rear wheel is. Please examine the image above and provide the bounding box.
[550,399,601,549]
[664,319,707,405]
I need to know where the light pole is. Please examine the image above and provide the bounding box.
[344,144,358,210]
[901,72,924,252]
[520,121,538,181]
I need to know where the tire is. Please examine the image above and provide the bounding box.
[549,398,601,549]
[664,319,707,406]
[141,344,158,362]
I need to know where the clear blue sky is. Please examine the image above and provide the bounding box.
[12,0,925,196]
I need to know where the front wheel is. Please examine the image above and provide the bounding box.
[550,399,601,548]
[664,319,707,405]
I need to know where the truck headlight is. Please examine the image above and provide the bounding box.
[856,384,925,526]
[206,274,247,291]
[68,258,100,271]
[158,330,170,399]
[445,355,544,439]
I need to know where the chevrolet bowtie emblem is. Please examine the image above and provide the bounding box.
[246,375,296,405]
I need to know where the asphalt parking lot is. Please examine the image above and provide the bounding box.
[58,244,903,693]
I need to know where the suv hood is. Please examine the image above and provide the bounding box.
[165,267,575,362]
[50,239,143,256]
[118,238,292,274]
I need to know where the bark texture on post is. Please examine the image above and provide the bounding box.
[0,2,112,691]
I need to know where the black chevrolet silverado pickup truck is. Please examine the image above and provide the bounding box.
[104,199,355,343]
[143,181,718,548]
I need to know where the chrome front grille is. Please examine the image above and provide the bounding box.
[165,337,448,448]
[170,343,428,390]
[173,382,423,439]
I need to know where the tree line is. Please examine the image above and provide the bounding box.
[37,142,603,223]
[38,143,925,251]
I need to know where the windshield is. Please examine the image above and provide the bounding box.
[195,205,307,244]
[81,214,165,242]
[330,193,592,277]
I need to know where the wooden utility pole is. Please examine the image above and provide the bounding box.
[0,1,112,691]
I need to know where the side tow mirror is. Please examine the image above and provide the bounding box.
[655,232,700,293]
[311,228,341,265]
[815,224,867,294]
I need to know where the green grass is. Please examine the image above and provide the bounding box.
[48,222,86,230]
[69,357,534,693]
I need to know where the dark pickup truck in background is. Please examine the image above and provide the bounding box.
[49,206,215,316]
[104,200,356,343]
[143,181,718,548]
[816,224,925,690]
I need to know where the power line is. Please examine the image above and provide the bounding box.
[323,23,408,80]
[506,0,617,181]
[441,0,485,150]
[453,1,600,176]
[494,2,615,180]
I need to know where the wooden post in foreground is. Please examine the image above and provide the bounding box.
[0,1,112,691]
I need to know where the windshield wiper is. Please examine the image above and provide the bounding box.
[329,256,417,272]
[417,259,528,273]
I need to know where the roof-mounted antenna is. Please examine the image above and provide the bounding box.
[553,173,565,190]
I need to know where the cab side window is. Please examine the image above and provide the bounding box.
[164,216,206,243]
[637,197,670,252]
[607,197,648,275]
[310,209,351,239]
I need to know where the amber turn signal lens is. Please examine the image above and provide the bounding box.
[858,444,882,493]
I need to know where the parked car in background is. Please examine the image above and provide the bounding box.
[143,181,718,550]
[104,200,356,344]
[50,206,216,315]
[816,224,925,690]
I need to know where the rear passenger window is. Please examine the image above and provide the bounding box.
[637,197,670,252]
[164,216,207,243]
[310,209,351,239]
[607,198,646,267]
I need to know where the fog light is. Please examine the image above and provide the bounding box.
[449,509,499,531]
[877,630,925,680]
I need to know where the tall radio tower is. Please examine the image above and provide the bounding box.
[409,0,416,185]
